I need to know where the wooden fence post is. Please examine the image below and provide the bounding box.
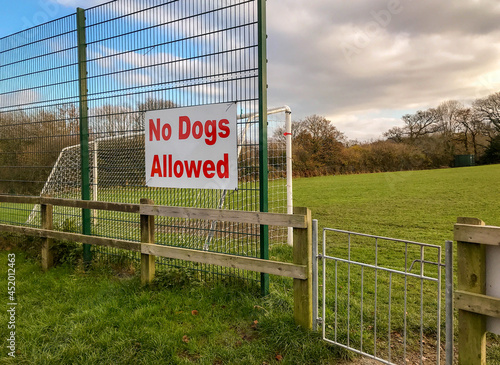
[293,207,312,330]
[41,203,53,271]
[140,198,155,285]
[457,217,486,365]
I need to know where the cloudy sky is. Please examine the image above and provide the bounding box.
[2,0,500,140]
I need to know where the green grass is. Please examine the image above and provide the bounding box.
[292,164,500,362]
[293,165,500,244]
[0,203,32,225]
[0,251,343,364]
[1,164,499,363]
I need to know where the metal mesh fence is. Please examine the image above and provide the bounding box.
[0,14,80,226]
[0,0,289,282]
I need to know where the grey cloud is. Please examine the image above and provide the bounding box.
[266,0,500,138]
[20,0,500,140]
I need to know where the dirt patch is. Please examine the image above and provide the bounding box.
[337,334,450,364]
[177,350,201,362]
[0,234,18,251]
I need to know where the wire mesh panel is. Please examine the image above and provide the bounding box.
[266,107,291,245]
[320,229,443,365]
[24,108,290,247]
[0,0,285,283]
[83,0,263,272]
[0,15,80,226]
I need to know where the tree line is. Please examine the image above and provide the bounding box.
[0,98,174,195]
[2,92,499,196]
[274,91,500,177]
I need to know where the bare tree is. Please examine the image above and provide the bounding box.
[134,98,176,130]
[91,104,135,136]
[300,115,346,142]
[435,100,462,136]
[473,91,500,133]
[401,109,439,141]
[455,107,489,156]
[384,126,406,143]
[271,119,307,144]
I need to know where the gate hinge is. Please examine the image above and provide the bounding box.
[316,317,323,325]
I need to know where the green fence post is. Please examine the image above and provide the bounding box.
[76,7,92,264]
[258,0,269,296]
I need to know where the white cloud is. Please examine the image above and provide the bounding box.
[329,113,402,141]
[0,90,40,108]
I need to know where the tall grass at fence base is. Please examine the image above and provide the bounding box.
[0,249,350,364]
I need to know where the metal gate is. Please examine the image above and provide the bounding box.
[313,226,446,365]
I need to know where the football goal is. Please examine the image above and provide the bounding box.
[26,107,293,252]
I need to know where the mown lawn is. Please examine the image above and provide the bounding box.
[292,164,500,363]
[293,164,500,243]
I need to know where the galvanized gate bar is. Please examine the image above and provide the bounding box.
[318,228,444,365]
[319,255,439,282]
[312,219,319,331]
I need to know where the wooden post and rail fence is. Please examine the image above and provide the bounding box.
[454,217,500,365]
[0,195,313,330]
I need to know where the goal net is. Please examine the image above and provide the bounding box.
[26,107,293,253]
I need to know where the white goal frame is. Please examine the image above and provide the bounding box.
[27,106,293,246]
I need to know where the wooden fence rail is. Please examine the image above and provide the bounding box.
[0,194,313,329]
[0,195,308,228]
[454,217,500,365]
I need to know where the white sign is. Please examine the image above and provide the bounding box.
[145,103,238,190]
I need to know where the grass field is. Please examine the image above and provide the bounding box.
[292,164,500,363]
[293,165,500,243]
[1,164,499,364]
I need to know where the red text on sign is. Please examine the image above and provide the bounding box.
[150,153,229,179]
[178,116,230,146]
[149,118,172,141]
[148,116,230,146]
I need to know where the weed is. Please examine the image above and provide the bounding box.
[152,267,203,289]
